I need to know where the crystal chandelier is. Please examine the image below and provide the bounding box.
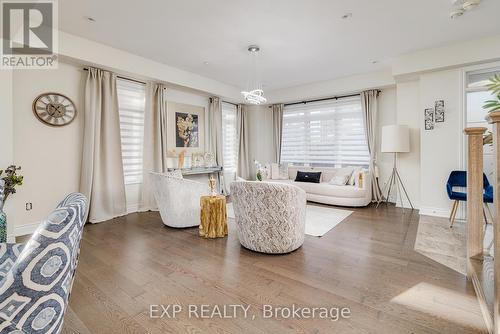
[241,45,267,105]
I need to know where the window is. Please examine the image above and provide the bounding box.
[466,68,500,124]
[222,102,238,179]
[117,79,146,184]
[280,97,369,167]
[465,68,500,184]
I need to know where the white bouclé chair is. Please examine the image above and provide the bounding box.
[150,172,210,228]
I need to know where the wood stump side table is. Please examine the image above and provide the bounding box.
[199,195,228,238]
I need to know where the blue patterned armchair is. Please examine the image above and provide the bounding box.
[0,193,87,334]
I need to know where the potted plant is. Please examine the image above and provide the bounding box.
[0,165,23,242]
[254,160,263,181]
[484,74,500,113]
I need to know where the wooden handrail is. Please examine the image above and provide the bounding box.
[464,127,487,273]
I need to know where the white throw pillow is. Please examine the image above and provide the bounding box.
[271,163,280,180]
[271,163,289,179]
[332,167,354,185]
[321,170,337,183]
[348,167,363,185]
[329,175,350,186]
[278,163,289,179]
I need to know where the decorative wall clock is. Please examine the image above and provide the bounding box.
[32,92,77,127]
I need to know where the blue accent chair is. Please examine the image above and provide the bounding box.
[446,170,493,227]
[0,193,87,333]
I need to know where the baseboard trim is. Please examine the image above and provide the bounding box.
[419,206,452,218]
[15,204,141,237]
[127,203,140,214]
[15,222,40,237]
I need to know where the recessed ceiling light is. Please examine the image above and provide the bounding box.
[85,16,96,22]
[341,13,353,19]
[248,45,260,52]
[203,61,209,65]
[371,60,379,64]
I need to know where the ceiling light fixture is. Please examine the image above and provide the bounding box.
[450,9,465,19]
[450,0,481,18]
[341,13,353,19]
[85,16,96,22]
[241,45,267,105]
[462,0,481,11]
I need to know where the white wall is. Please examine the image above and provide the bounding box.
[393,34,500,78]
[12,63,85,234]
[395,81,421,209]
[267,69,395,104]
[418,69,463,217]
[0,67,15,241]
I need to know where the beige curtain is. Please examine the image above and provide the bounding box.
[237,105,251,180]
[80,67,127,223]
[361,90,383,202]
[272,104,284,163]
[140,83,168,211]
[208,97,226,193]
[208,97,223,166]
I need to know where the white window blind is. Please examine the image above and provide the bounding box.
[222,102,238,177]
[117,79,146,185]
[280,97,369,167]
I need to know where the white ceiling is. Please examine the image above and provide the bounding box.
[59,0,500,91]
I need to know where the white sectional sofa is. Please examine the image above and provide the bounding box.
[268,166,372,207]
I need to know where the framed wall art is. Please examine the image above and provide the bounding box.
[167,101,205,154]
[435,100,445,122]
[424,108,434,130]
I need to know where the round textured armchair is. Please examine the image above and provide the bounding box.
[230,181,306,254]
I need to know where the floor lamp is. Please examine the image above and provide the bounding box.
[378,125,414,210]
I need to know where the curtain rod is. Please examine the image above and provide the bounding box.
[83,67,146,85]
[222,100,239,107]
[209,97,239,107]
[282,90,381,107]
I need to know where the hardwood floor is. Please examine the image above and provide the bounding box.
[62,204,487,334]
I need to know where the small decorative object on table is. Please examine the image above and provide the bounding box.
[204,152,216,167]
[0,165,24,242]
[199,195,228,238]
[208,175,217,196]
[178,150,186,169]
[254,160,264,181]
[191,152,204,167]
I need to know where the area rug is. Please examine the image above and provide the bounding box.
[226,203,353,237]
[414,215,467,275]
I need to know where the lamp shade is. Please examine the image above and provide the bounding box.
[381,125,410,153]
